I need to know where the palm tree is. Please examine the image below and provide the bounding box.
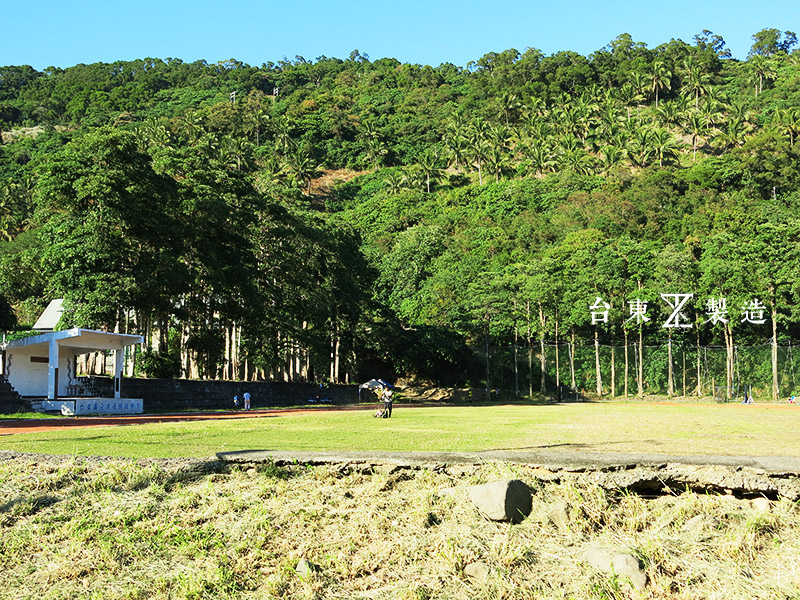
[712,117,748,150]
[487,124,511,152]
[498,91,521,125]
[650,128,681,166]
[775,107,800,145]
[137,117,174,150]
[443,119,468,171]
[384,170,405,195]
[599,145,626,175]
[596,98,626,144]
[272,116,295,157]
[560,146,595,175]
[618,83,643,120]
[699,97,725,134]
[649,59,672,107]
[361,119,387,168]
[484,147,507,183]
[219,136,255,171]
[727,98,756,125]
[286,148,319,194]
[628,70,649,103]
[254,156,286,193]
[417,148,444,193]
[179,112,206,145]
[467,118,490,185]
[524,142,555,177]
[747,54,778,97]
[626,125,654,168]
[681,58,710,110]
[0,185,21,241]
[655,101,682,127]
[402,166,425,191]
[684,111,708,162]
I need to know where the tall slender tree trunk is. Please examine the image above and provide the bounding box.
[696,328,702,396]
[484,326,491,392]
[555,316,561,391]
[638,328,644,397]
[724,324,734,397]
[526,301,533,397]
[610,346,616,397]
[329,324,336,383]
[334,336,341,383]
[667,334,674,398]
[538,303,547,393]
[514,324,520,397]
[594,329,603,396]
[224,325,231,380]
[682,352,687,397]
[772,301,779,402]
[623,330,629,397]
[569,332,576,390]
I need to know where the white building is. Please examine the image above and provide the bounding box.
[0,300,144,414]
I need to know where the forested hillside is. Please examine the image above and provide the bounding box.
[2,29,800,398]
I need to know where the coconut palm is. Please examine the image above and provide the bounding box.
[628,70,649,102]
[618,83,644,119]
[649,59,672,107]
[286,148,319,194]
[417,147,444,193]
[650,128,682,166]
[626,125,654,168]
[524,142,556,177]
[560,146,595,175]
[684,111,708,162]
[712,117,748,150]
[681,58,711,110]
[498,91,522,125]
[484,147,507,183]
[598,145,626,175]
[272,116,296,157]
[467,118,491,185]
[654,100,682,127]
[747,54,778,97]
[361,120,387,168]
[774,107,800,145]
[384,170,405,195]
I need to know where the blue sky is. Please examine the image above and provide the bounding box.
[3,1,799,70]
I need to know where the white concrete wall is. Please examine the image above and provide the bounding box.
[7,346,75,397]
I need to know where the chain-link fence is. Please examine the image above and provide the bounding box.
[478,341,800,400]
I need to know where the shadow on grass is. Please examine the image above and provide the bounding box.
[163,455,301,490]
[486,439,662,452]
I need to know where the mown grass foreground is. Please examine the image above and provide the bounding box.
[2,454,799,599]
[2,402,800,459]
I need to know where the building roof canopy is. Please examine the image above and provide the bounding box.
[4,328,144,353]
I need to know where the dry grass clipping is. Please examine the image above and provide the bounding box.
[1,455,799,599]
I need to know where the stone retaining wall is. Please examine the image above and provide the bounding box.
[92,377,362,411]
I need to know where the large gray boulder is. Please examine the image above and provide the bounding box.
[468,479,532,523]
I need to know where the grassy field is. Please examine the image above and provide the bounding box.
[2,401,800,459]
[3,402,800,599]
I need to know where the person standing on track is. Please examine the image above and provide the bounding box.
[243,390,251,410]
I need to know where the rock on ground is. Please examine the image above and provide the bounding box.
[468,479,532,523]
[583,547,647,591]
